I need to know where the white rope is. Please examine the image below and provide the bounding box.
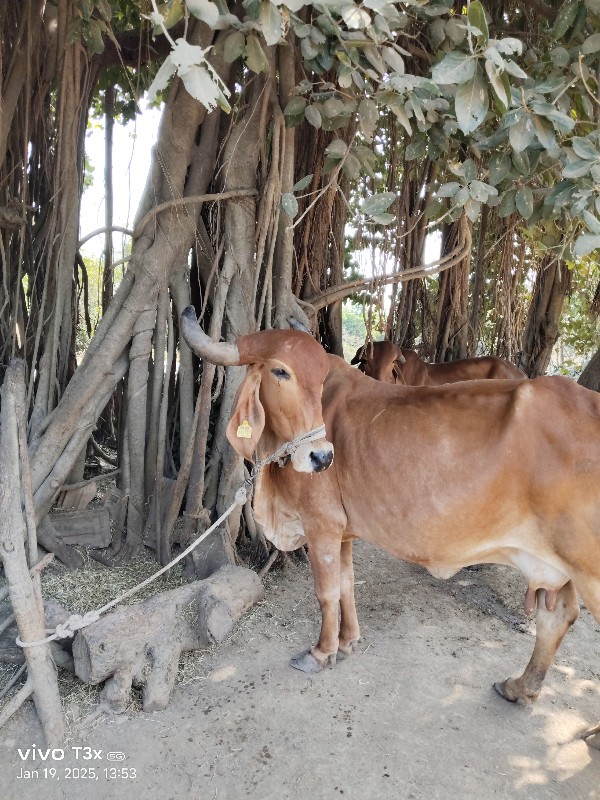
[17,424,327,649]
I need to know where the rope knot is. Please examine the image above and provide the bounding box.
[54,611,101,640]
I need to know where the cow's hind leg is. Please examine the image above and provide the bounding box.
[494,581,579,705]
[290,532,342,674]
[572,576,600,750]
[338,539,360,658]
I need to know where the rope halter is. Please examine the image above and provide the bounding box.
[255,424,327,469]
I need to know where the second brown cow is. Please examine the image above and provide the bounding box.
[352,340,526,385]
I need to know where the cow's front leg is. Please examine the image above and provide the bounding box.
[494,581,579,704]
[338,539,360,657]
[290,534,342,674]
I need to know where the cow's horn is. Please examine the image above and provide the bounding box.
[287,316,311,334]
[180,307,240,366]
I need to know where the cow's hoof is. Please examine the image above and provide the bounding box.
[337,639,360,659]
[493,679,538,705]
[493,681,520,703]
[290,650,334,674]
[581,723,600,750]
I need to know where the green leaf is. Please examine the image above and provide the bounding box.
[488,153,511,184]
[292,174,313,192]
[437,182,462,198]
[485,60,510,109]
[467,1,489,46]
[305,105,322,128]
[509,115,534,152]
[283,96,307,117]
[187,0,219,27]
[464,197,482,222]
[462,159,478,181]
[550,46,570,67]
[498,188,516,217]
[581,32,600,54]
[223,30,245,63]
[571,137,598,160]
[382,47,405,74]
[533,116,557,152]
[342,152,361,180]
[432,52,477,85]
[325,139,347,158]
[455,71,489,134]
[371,213,396,225]
[582,209,600,234]
[503,59,528,80]
[341,4,371,28]
[562,159,592,178]
[259,1,282,45]
[469,180,497,201]
[515,185,534,219]
[352,145,377,176]
[280,193,298,218]
[82,19,105,54]
[511,149,530,175]
[573,233,600,256]
[361,192,397,216]
[551,0,581,40]
[545,109,576,134]
[358,98,379,140]
[245,34,270,73]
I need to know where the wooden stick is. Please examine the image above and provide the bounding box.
[0,678,33,728]
[0,552,54,603]
[60,469,120,492]
[0,614,16,637]
[258,549,280,578]
[0,664,27,702]
[0,360,64,745]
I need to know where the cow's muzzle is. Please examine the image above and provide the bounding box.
[310,449,334,472]
[291,440,334,473]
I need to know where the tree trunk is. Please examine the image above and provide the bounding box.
[519,258,570,377]
[578,346,600,392]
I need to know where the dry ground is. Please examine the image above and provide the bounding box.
[1,540,599,800]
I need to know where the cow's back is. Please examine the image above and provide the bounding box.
[323,358,600,566]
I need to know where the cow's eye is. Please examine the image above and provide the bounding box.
[272,367,290,380]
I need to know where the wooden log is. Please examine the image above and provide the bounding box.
[0,360,65,745]
[73,566,264,712]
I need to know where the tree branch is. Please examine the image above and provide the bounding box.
[306,218,472,311]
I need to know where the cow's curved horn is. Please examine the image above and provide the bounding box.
[287,316,311,334]
[180,307,240,366]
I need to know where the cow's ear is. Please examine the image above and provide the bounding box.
[226,365,265,462]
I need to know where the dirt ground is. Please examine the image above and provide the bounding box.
[1,540,599,800]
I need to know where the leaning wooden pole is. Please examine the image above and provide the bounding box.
[0,359,64,745]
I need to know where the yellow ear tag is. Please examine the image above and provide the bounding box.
[236,419,253,439]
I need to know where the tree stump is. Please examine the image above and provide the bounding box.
[72,565,263,712]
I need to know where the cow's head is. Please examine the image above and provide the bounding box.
[181,308,333,473]
[351,340,406,384]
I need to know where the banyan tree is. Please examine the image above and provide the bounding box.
[1,0,600,575]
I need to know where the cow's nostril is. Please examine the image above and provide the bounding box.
[310,450,333,472]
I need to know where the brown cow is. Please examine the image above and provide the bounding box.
[181,308,600,746]
[351,340,526,384]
